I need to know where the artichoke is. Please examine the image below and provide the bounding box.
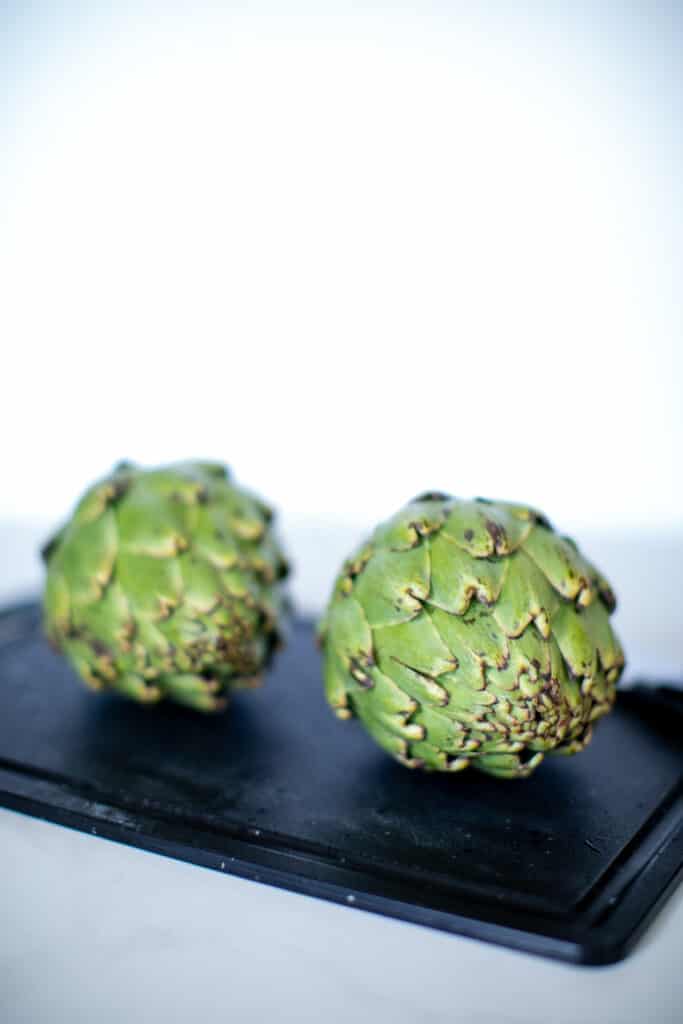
[319,494,624,778]
[43,461,289,711]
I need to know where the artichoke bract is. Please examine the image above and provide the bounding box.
[319,494,624,778]
[43,461,289,711]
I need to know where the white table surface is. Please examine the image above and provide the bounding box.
[2,524,682,1023]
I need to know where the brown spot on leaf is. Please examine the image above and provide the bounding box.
[412,491,450,503]
[484,519,506,550]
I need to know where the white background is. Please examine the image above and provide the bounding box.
[1,3,682,608]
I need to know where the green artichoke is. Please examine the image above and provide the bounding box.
[319,494,624,778]
[43,461,289,711]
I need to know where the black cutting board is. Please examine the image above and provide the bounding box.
[0,602,681,965]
